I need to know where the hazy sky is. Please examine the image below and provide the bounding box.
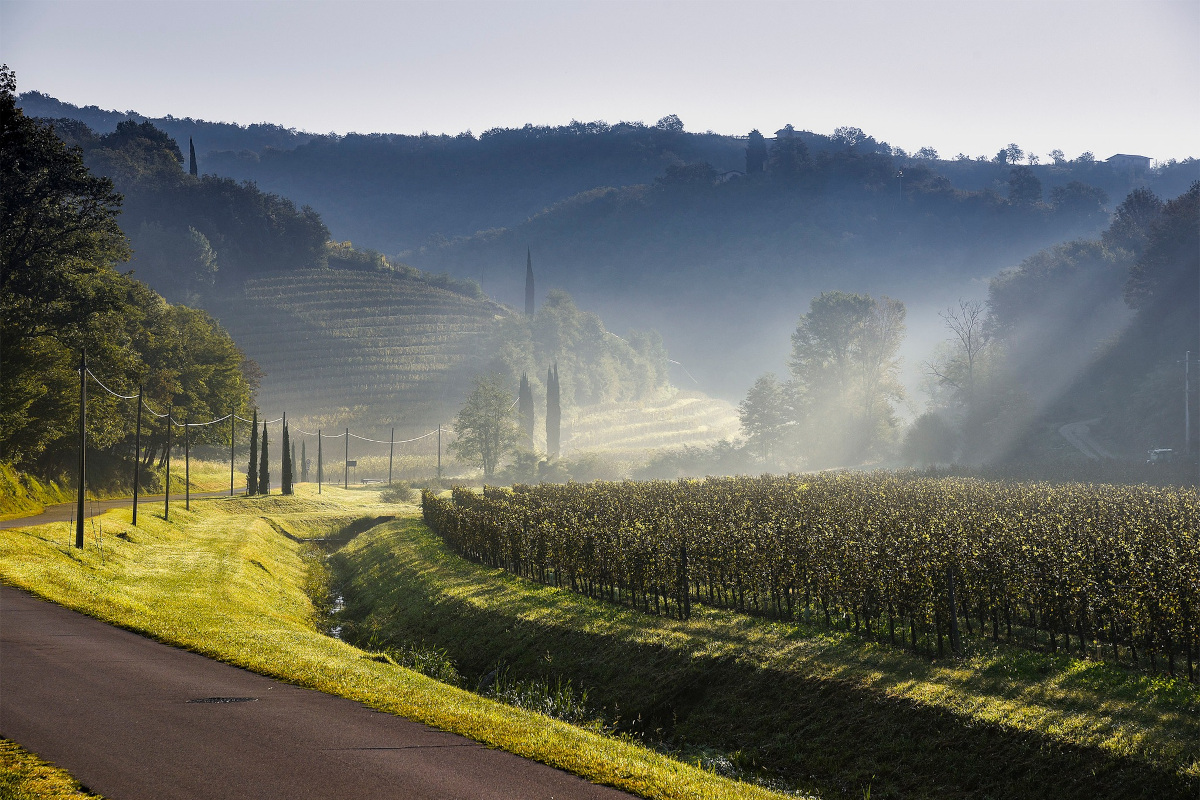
[3,0,1197,161]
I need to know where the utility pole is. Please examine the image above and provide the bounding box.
[317,430,322,494]
[76,352,86,549]
[229,407,235,496]
[344,427,349,489]
[133,384,142,526]
[437,425,442,481]
[165,406,172,521]
[184,415,190,510]
[388,427,394,486]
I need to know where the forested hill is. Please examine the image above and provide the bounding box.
[20,92,1198,259]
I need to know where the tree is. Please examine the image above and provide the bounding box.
[655,114,684,133]
[1050,181,1107,223]
[450,373,520,478]
[1049,149,1067,165]
[518,371,535,450]
[1007,166,1042,206]
[832,126,868,148]
[1102,188,1164,256]
[258,422,269,494]
[281,422,293,495]
[247,408,258,494]
[745,129,767,174]
[789,291,906,464]
[1005,143,1024,165]
[1124,181,1200,311]
[738,373,789,461]
[188,137,197,177]
[769,125,809,177]
[301,439,307,482]
[916,146,939,160]
[546,363,561,458]
[926,299,988,408]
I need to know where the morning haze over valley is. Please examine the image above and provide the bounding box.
[1,2,1198,799]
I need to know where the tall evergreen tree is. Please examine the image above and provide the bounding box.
[188,137,198,177]
[281,423,293,495]
[301,439,307,482]
[525,248,535,317]
[518,371,535,450]
[546,363,561,458]
[247,408,258,495]
[258,422,270,495]
[745,129,767,174]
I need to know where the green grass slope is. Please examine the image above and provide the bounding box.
[335,516,1200,800]
[0,487,789,800]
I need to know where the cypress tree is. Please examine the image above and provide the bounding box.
[189,138,198,177]
[281,424,293,495]
[546,362,561,458]
[525,248,535,317]
[519,372,535,450]
[291,437,298,488]
[247,408,258,495]
[258,422,270,495]
[301,440,307,482]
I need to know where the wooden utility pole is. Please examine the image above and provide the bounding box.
[437,425,442,480]
[76,352,86,549]
[344,427,349,489]
[317,430,322,494]
[184,415,190,510]
[133,384,142,526]
[229,407,235,496]
[388,427,394,486]
[165,406,172,521]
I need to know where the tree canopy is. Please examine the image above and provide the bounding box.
[1,66,255,475]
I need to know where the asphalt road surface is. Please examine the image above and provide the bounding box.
[0,586,636,799]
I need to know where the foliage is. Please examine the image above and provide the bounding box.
[737,373,789,462]
[450,374,520,478]
[379,481,416,503]
[1,67,254,476]
[787,291,906,465]
[258,423,270,495]
[424,474,1200,683]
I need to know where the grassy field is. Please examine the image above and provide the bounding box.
[0,485,788,800]
[0,740,103,800]
[336,507,1200,799]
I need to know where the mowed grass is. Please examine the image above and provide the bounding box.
[336,513,1200,800]
[0,484,791,800]
[0,740,103,800]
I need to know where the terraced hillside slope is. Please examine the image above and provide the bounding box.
[565,391,739,458]
[216,269,504,430]
[212,269,742,473]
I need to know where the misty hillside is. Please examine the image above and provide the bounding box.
[21,91,1197,261]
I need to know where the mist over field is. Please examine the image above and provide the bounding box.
[8,84,1200,484]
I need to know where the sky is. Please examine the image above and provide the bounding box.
[2,0,1198,161]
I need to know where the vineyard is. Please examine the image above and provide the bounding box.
[217,269,505,429]
[422,472,1200,681]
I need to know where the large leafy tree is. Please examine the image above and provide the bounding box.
[451,374,519,478]
[1,65,254,474]
[789,291,906,464]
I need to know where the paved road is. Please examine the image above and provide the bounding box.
[0,490,238,530]
[0,586,635,799]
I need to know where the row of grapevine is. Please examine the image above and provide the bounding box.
[422,472,1200,681]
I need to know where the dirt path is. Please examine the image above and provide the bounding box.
[0,586,635,799]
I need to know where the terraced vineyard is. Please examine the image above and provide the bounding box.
[565,390,740,457]
[216,269,505,429]
[213,269,742,472]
